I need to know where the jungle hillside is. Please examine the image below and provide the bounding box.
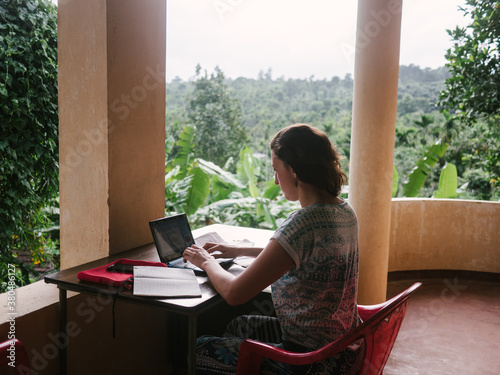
[166,64,498,203]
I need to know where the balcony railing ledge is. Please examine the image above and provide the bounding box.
[392,197,499,204]
[1,279,79,325]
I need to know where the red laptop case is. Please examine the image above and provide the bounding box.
[77,258,167,289]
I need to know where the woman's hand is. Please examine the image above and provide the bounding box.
[203,242,263,258]
[202,243,240,259]
[182,245,216,270]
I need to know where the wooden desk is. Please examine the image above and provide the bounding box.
[44,224,273,375]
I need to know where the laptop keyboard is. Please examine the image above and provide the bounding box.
[169,257,232,271]
[169,258,198,269]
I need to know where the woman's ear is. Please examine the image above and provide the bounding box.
[291,170,298,187]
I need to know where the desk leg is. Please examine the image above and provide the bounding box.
[187,315,197,375]
[59,288,67,375]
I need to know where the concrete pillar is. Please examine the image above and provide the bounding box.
[349,0,403,304]
[58,0,166,269]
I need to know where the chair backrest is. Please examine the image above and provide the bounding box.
[0,339,31,375]
[236,282,422,375]
[357,282,422,375]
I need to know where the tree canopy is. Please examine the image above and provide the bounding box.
[187,65,247,170]
[439,0,500,123]
[166,64,497,200]
[438,0,500,193]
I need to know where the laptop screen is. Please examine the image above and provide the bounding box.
[149,214,195,263]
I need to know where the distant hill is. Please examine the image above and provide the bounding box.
[166,64,448,154]
[399,64,450,82]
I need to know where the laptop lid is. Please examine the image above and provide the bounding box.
[149,214,195,264]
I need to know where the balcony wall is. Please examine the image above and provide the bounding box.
[389,199,500,274]
[0,198,498,374]
[0,282,170,374]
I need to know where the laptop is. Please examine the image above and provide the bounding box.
[149,214,233,273]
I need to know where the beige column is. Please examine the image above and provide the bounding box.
[58,0,166,268]
[349,0,403,304]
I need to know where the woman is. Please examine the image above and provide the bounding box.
[183,124,363,374]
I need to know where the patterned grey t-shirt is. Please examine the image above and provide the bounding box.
[271,201,360,349]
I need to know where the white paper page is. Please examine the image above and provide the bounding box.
[195,233,254,260]
[133,266,201,297]
[134,266,196,280]
[194,232,225,247]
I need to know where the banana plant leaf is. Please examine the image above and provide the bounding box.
[260,201,277,228]
[178,166,210,215]
[165,135,175,165]
[392,164,399,198]
[403,138,449,197]
[197,159,245,189]
[262,179,281,200]
[434,162,458,198]
[237,146,260,198]
[172,125,196,179]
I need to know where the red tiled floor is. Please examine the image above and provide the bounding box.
[384,277,500,375]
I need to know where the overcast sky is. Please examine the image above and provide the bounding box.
[166,0,469,81]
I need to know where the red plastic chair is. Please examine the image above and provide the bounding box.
[0,339,30,375]
[236,282,422,375]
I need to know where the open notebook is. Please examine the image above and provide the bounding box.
[132,266,201,298]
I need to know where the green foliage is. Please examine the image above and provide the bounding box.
[394,111,498,199]
[165,125,297,230]
[228,75,355,158]
[438,0,500,195]
[440,116,499,199]
[439,0,500,123]
[403,138,450,197]
[194,194,297,230]
[187,65,248,170]
[0,0,59,291]
[237,146,260,198]
[394,113,446,197]
[169,124,195,179]
[460,168,496,200]
[397,65,449,116]
[166,125,240,215]
[394,158,458,199]
[434,163,458,198]
[167,65,494,200]
[168,65,449,173]
[392,165,399,198]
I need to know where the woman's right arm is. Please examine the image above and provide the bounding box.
[185,239,293,306]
